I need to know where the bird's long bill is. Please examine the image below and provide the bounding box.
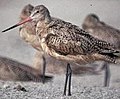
[2,17,32,33]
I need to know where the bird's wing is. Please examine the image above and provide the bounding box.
[45,19,117,56]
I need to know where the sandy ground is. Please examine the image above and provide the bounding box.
[0,65,120,99]
[0,0,120,99]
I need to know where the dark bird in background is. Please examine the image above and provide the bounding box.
[0,55,52,82]
[82,13,120,87]
[2,5,120,96]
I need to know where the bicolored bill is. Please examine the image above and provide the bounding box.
[2,17,32,33]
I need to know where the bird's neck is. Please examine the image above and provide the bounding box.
[36,20,49,39]
[35,14,52,39]
[44,13,52,24]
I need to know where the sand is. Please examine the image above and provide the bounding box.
[0,65,120,99]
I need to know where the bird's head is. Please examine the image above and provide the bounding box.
[82,14,100,29]
[30,5,51,23]
[20,4,34,20]
[2,5,51,33]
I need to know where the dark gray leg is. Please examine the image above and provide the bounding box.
[42,56,46,84]
[63,63,72,96]
[68,64,72,96]
[103,62,110,87]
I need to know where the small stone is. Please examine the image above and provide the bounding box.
[90,4,93,6]
[14,85,27,92]
[3,84,10,89]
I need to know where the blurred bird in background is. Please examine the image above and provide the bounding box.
[82,13,120,87]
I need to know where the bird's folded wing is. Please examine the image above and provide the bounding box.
[46,19,118,56]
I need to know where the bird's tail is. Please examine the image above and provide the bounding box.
[100,50,120,64]
[95,37,120,64]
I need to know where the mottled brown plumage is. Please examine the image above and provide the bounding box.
[19,4,99,76]
[27,5,120,95]
[28,5,119,65]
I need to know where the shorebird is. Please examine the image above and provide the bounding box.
[19,4,100,81]
[19,4,40,49]
[82,13,120,87]
[19,4,47,83]
[82,14,120,49]
[2,5,120,96]
[0,55,52,82]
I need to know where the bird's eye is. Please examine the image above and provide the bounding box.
[36,11,39,13]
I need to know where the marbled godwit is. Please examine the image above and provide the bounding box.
[19,4,99,81]
[82,13,120,87]
[0,55,52,82]
[2,5,120,96]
